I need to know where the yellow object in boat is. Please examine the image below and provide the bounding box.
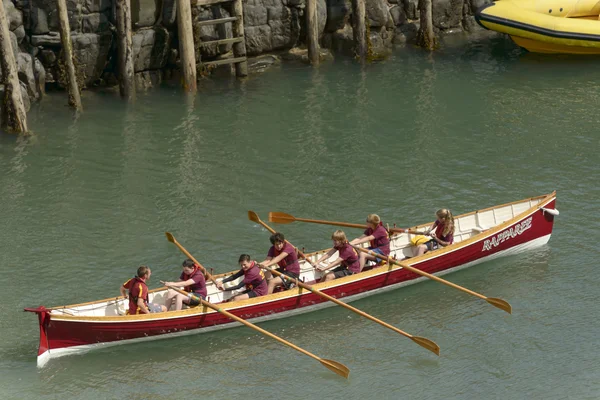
[411,235,431,246]
[475,0,600,54]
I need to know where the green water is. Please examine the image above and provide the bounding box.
[1,34,599,399]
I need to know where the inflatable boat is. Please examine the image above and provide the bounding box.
[475,0,600,54]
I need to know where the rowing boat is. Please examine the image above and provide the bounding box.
[25,192,558,367]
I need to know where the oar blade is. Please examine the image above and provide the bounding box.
[269,211,295,224]
[410,336,440,356]
[165,232,175,243]
[248,210,260,223]
[486,297,512,314]
[320,358,350,378]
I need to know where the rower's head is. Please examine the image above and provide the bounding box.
[436,209,453,223]
[331,230,347,247]
[238,254,253,270]
[182,258,196,274]
[269,232,285,251]
[137,265,151,280]
[366,214,381,229]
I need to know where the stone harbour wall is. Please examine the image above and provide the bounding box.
[0,0,491,108]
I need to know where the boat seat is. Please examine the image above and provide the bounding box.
[471,225,490,234]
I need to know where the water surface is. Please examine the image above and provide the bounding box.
[1,34,598,399]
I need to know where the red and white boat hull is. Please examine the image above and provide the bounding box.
[25,193,557,367]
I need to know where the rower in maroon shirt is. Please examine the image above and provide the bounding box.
[413,208,455,257]
[163,259,208,311]
[315,230,360,282]
[217,254,267,301]
[259,232,301,294]
[120,266,167,315]
[349,213,391,271]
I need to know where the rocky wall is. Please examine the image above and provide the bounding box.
[1,0,491,108]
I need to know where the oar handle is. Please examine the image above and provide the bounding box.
[398,229,425,235]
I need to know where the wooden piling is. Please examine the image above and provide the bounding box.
[352,0,366,62]
[231,0,248,76]
[56,0,82,110]
[416,0,435,50]
[0,0,28,133]
[176,0,197,92]
[306,0,319,65]
[116,0,135,100]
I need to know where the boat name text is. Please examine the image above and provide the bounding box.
[482,217,533,252]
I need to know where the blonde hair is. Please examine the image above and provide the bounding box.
[366,214,381,225]
[436,209,455,236]
[331,230,347,243]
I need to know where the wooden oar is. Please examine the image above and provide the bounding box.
[248,211,317,268]
[262,266,440,356]
[350,245,512,314]
[165,232,218,286]
[165,285,350,378]
[269,211,421,235]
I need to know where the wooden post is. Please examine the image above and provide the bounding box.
[352,0,366,62]
[56,0,82,110]
[116,0,135,100]
[0,0,28,133]
[231,0,248,77]
[176,0,197,92]
[306,0,319,65]
[416,0,435,50]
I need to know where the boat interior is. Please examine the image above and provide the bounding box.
[48,196,546,318]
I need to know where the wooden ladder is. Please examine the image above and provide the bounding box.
[195,0,248,77]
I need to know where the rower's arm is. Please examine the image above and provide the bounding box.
[433,234,453,247]
[350,234,373,245]
[315,248,336,265]
[425,222,436,235]
[223,280,246,292]
[323,257,343,270]
[163,278,195,287]
[222,270,244,284]
[259,256,273,266]
[261,252,288,268]
[137,298,149,314]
